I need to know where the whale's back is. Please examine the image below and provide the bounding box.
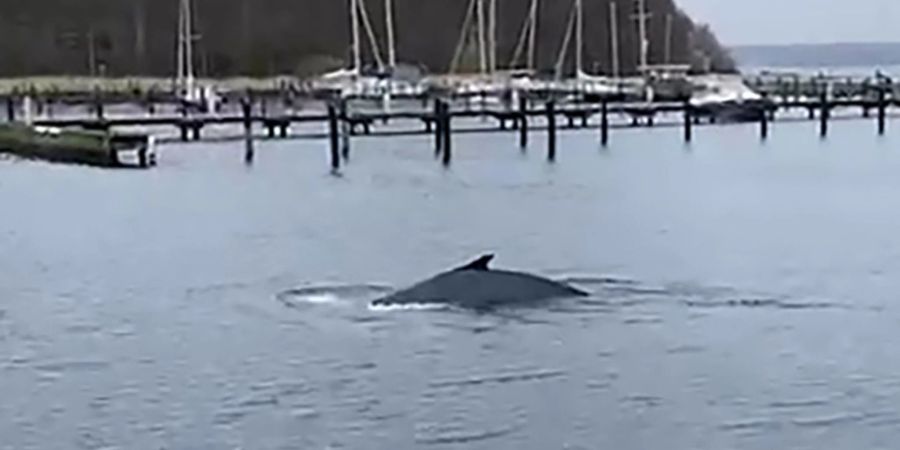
[374,269,586,309]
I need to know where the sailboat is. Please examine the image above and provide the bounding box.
[175,0,218,112]
[548,0,621,96]
[689,74,768,122]
[311,0,423,100]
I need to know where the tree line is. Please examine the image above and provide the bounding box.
[0,0,735,77]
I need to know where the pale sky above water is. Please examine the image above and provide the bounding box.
[675,0,900,45]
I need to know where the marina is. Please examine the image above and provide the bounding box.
[1,0,897,169]
[0,70,896,169]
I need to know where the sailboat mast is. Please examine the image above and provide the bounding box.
[350,0,362,73]
[176,6,184,86]
[575,0,583,75]
[385,0,396,69]
[636,0,649,71]
[184,0,194,92]
[488,0,497,73]
[176,0,195,97]
[527,0,538,71]
[476,0,488,74]
[610,1,620,77]
[664,13,673,64]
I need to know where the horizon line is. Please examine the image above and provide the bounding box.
[729,41,900,48]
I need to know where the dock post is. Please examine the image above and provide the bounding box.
[339,99,350,161]
[433,99,444,157]
[683,100,693,143]
[138,146,148,168]
[519,95,529,150]
[760,103,769,141]
[819,92,829,139]
[92,87,105,121]
[600,99,610,147]
[547,100,557,162]
[95,98,105,121]
[179,101,190,141]
[878,88,887,136]
[6,96,15,122]
[441,101,452,167]
[328,103,341,172]
[242,98,254,164]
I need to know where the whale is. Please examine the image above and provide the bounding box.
[371,254,588,310]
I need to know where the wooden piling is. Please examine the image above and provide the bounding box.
[138,146,148,168]
[95,98,105,121]
[683,100,693,143]
[92,88,104,121]
[242,99,254,164]
[519,96,529,150]
[600,100,609,147]
[760,102,769,141]
[547,101,557,162]
[339,100,350,161]
[819,93,829,138]
[328,103,340,171]
[433,100,443,157]
[878,88,887,135]
[441,101,452,166]
[178,101,189,142]
[6,97,15,122]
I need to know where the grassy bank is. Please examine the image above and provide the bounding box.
[0,76,298,95]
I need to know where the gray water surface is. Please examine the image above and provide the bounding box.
[2,119,900,449]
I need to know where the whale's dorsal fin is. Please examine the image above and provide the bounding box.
[454,254,494,271]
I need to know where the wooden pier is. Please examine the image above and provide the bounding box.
[3,71,900,169]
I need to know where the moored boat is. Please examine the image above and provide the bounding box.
[0,123,156,168]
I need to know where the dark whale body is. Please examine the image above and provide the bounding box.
[371,255,588,310]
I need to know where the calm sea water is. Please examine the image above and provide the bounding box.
[2,118,900,449]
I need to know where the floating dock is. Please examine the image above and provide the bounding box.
[0,123,156,168]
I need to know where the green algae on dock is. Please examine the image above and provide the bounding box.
[0,123,155,168]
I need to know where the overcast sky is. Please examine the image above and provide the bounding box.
[675,0,900,45]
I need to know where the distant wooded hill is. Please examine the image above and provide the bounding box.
[731,42,900,69]
[0,0,735,77]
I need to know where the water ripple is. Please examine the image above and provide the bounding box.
[684,297,846,310]
[791,412,870,428]
[623,315,663,325]
[416,425,520,446]
[666,345,706,355]
[767,398,832,409]
[719,417,783,433]
[34,360,111,374]
[622,394,663,408]
[558,275,639,287]
[429,368,566,389]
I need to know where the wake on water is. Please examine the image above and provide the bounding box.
[276,283,394,308]
[274,276,847,314]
